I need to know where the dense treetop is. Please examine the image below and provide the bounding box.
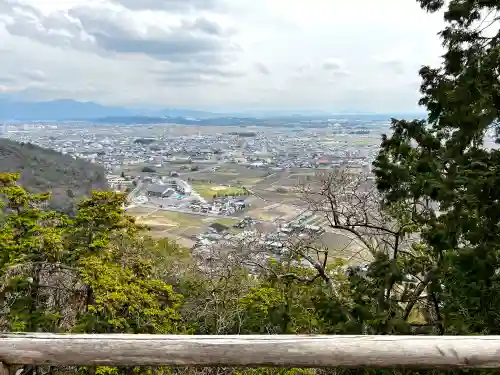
[374,0,500,335]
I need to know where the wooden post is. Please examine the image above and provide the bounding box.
[0,363,8,375]
[0,334,499,369]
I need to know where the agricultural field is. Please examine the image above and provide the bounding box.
[212,218,241,227]
[246,201,304,222]
[127,206,210,247]
[124,163,369,264]
[126,206,245,247]
[191,183,247,199]
[317,231,373,265]
[127,200,370,266]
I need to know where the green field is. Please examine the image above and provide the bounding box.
[212,218,240,227]
[192,183,247,198]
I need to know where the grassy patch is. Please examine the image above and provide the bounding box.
[126,207,155,216]
[213,218,240,227]
[151,211,205,226]
[256,214,275,222]
[234,177,264,187]
[192,183,248,199]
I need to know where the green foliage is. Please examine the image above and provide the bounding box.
[0,139,108,214]
[0,172,182,374]
[373,0,500,335]
[239,286,287,333]
[77,255,182,333]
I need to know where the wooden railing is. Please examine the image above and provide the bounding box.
[0,334,498,369]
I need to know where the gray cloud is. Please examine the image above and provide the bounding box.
[0,0,244,91]
[159,74,234,87]
[2,2,82,49]
[322,58,343,71]
[296,62,312,73]
[0,0,440,112]
[372,56,417,75]
[0,73,16,83]
[151,65,244,78]
[70,4,237,63]
[0,69,45,87]
[182,18,226,36]
[0,0,239,65]
[385,60,405,74]
[110,0,224,12]
[321,58,350,79]
[22,69,46,82]
[150,63,245,86]
[254,62,271,75]
[5,83,107,102]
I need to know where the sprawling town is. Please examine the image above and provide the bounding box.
[0,120,385,172]
[0,119,391,266]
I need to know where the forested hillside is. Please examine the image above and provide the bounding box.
[0,138,108,213]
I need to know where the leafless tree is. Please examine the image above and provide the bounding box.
[298,168,442,329]
[189,167,439,331]
[300,168,412,259]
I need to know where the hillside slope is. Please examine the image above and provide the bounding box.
[0,138,108,213]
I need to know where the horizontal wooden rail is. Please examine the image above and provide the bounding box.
[0,334,499,369]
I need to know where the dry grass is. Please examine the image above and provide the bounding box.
[192,183,247,199]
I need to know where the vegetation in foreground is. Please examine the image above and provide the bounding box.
[2,0,500,374]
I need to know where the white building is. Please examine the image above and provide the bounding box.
[165,178,192,196]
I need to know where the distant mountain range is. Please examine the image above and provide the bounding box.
[0,98,220,121]
[0,98,425,123]
[91,116,288,126]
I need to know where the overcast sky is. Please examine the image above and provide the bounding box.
[0,0,445,112]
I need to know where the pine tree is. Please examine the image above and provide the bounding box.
[374,0,500,333]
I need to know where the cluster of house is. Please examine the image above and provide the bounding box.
[139,176,249,216]
[193,229,256,261]
[189,196,248,215]
[192,216,327,264]
[277,222,325,237]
